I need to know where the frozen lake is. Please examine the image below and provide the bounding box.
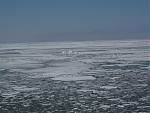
[0,40,150,113]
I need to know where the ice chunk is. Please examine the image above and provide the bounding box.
[12,86,38,92]
[51,76,96,81]
[100,86,117,90]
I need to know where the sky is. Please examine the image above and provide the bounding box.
[0,0,149,43]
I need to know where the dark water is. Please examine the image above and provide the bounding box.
[0,40,150,113]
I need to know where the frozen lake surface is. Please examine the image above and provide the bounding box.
[0,40,150,113]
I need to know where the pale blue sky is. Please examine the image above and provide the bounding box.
[0,0,149,42]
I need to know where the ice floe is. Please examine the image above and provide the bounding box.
[51,76,96,81]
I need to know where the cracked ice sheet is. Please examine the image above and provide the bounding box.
[0,53,68,70]
[12,86,38,92]
[26,61,89,78]
[51,76,96,81]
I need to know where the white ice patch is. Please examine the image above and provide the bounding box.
[51,76,96,81]
[77,89,96,92]
[142,65,150,69]
[100,86,117,90]
[29,61,88,78]
[100,105,110,109]
[2,92,19,98]
[12,86,38,92]
[0,40,149,81]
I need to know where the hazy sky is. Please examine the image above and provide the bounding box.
[0,0,149,43]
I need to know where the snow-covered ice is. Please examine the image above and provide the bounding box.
[0,40,149,113]
[51,75,96,81]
